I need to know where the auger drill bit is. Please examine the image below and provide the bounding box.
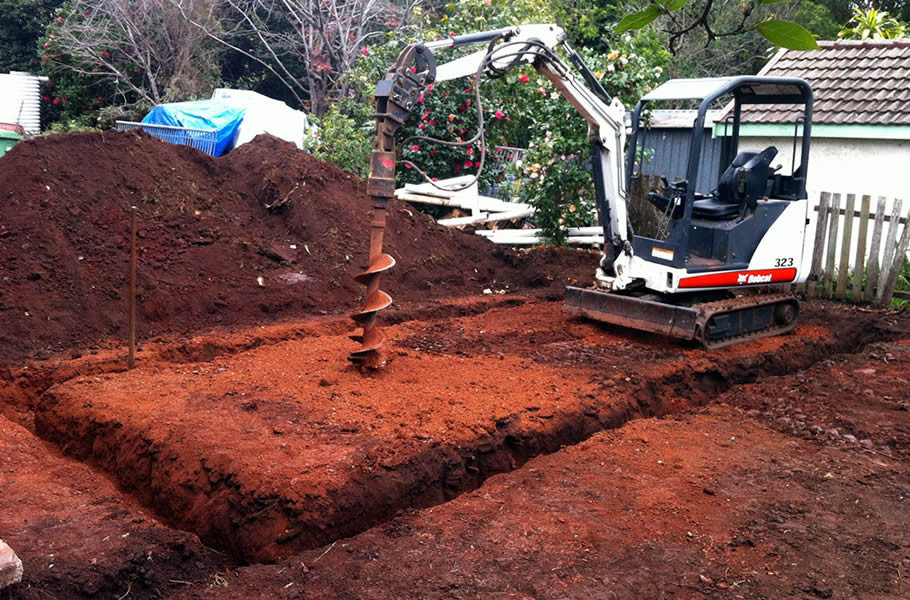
[349,44,436,369]
[349,207,395,368]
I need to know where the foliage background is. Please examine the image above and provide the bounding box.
[3,0,908,242]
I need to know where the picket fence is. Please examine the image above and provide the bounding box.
[803,192,910,305]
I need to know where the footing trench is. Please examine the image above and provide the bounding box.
[0,298,902,577]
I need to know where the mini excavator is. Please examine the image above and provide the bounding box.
[349,24,814,368]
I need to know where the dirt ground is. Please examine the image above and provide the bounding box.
[2,133,909,600]
[0,131,594,365]
[2,295,908,600]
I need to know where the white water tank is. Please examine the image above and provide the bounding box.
[0,71,47,134]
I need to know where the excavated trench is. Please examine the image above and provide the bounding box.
[1,298,896,568]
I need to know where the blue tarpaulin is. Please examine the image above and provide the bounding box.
[142,100,246,156]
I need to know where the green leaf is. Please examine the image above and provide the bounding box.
[662,0,687,10]
[756,19,820,50]
[615,5,662,33]
[761,0,789,4]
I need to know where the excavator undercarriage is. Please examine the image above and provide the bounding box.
[564,287,799,349]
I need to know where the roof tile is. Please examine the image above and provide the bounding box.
[741,40,910,126]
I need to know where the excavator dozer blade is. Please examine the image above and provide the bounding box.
[563,286,699,341]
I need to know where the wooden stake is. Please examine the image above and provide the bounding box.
[808,192,830,298]
[835,193,855,300]
[864,197,887,303]
[852,195,871,303]
[823,193,841,298]
[128,206,137,370]
[877,198,903,304]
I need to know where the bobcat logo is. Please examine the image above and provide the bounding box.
[736,272,774,285]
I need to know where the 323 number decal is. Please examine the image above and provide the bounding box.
[775,257,794,267]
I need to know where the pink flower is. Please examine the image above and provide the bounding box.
[52,98,60,105]
[360,47,369,55]
[430,150,436,155]
[519,75,529,83]
[427,84,434,92]
[429,119,436,125]
[494,111,504,120]
[419,123,425,130]
[410,144,420,151]
[43,95,50,101]
[538,87,546,95]
[464,160,472,168]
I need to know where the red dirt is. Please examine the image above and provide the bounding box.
[171,337,910,600]
[2,130,909,600]
[0,299,906,599]
[29,299,894,565]
[0,131,595,365]
[0,415,223,600]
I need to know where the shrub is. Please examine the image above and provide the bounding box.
[312,99,373,178]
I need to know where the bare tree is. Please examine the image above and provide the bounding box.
[171,0,422,115]
[46,0,224,109]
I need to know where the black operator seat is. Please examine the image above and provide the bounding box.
[693,146,778,219]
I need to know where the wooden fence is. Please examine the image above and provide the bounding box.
[804,192,910,305]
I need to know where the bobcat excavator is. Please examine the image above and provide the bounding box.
[349,23,814,368]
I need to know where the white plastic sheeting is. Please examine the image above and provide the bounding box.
[0,72,47,134]
[211,88,317,150]
[641,77,739,102]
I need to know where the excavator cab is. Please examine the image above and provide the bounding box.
[566,76,814,347]
[625,76,813,275]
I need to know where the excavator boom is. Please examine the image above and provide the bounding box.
[349,24,814,367]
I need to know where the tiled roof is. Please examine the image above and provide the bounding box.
[741,39,910,126]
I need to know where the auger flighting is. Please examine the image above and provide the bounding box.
[349,45,437,369]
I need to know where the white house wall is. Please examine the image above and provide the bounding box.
[739,135,908,272]
[738,136,908,201]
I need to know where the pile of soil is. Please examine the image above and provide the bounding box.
[0,131,596,364]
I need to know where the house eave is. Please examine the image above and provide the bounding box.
[712,123,910,141]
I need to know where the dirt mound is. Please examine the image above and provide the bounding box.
[0,131,596,364]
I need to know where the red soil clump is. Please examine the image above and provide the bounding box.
[0,131,596,364]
